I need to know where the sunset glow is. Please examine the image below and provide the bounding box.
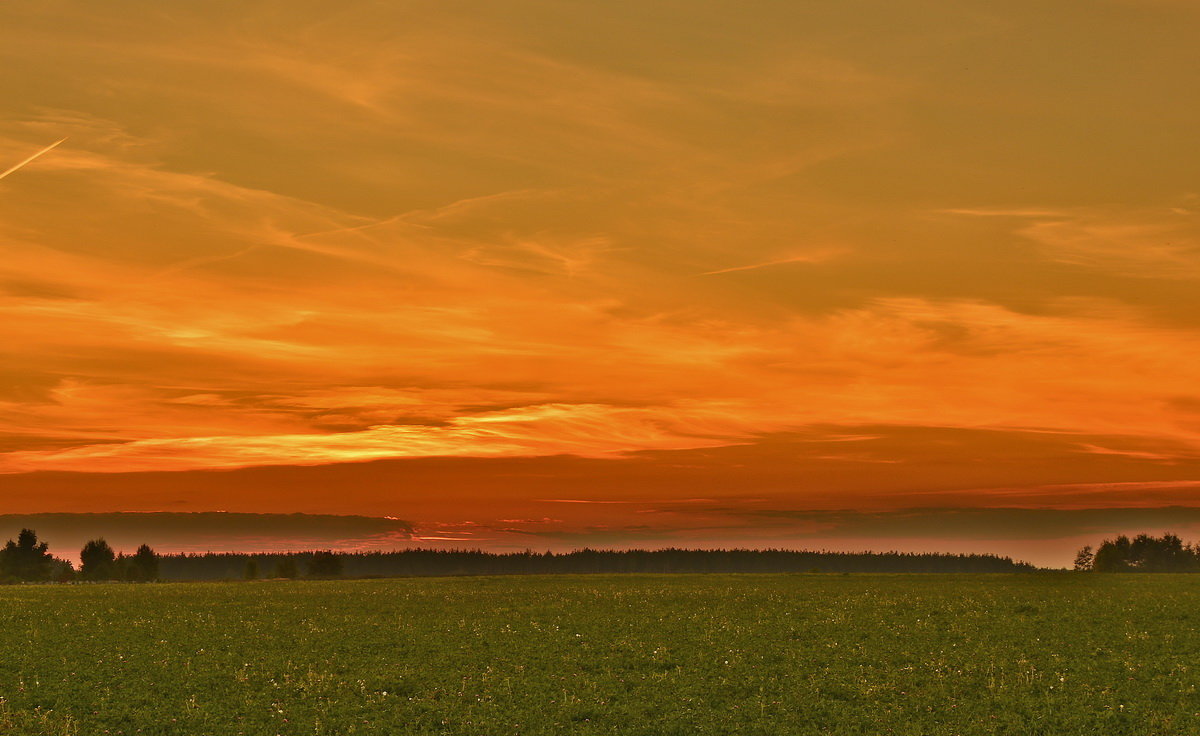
[3,1,1200,565]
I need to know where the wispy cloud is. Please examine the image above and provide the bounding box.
[940,203,1200,280]
[699,249,847,276]
[0,403,757,473]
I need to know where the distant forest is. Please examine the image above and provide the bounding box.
[159,548,1036,580]
[1,527,1038,582]
[17,526,1200,582]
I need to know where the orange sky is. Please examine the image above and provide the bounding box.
[2,1,1200,565]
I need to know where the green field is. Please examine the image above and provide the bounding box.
[1,574,1198,735]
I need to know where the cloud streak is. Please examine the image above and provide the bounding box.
[699,249,847,276]
[0,138,65,181]
[0,403,752,473]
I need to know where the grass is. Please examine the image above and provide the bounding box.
[0,573,1198,734]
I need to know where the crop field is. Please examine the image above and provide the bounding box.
[0,574,1198,735]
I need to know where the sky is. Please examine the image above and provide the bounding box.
[2,0,1200,566]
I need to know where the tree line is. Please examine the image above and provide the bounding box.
[0,529,160,583]
[159,547,1034,581]
[1,527,1038,583]
[0,528,346,583]
[1074,533,1200,572]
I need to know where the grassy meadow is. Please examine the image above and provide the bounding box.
[0,574,1198,735]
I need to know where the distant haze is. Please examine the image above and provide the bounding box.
[0,513,412,562]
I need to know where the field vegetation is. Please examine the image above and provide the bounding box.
[0,574,1198,735]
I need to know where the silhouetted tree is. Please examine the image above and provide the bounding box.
[80,538,117,580]
[1092,535,1131,572]
[114,553,130,581]
[130,544,159,581]
[0,528,57,582]
[1131,533,1191,571]
[50,558,75,582]
[1087,533,1200,572]
[243,559,258,580]
[1073,545,1094,571]
[306,550,343,578]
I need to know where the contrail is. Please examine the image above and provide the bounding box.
[0,138,67,181]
